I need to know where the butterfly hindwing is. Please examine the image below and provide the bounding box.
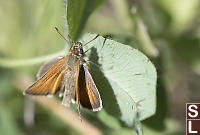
[79,65,102,111]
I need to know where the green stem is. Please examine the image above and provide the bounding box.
[135,113,144,135]
[0,50,65,68]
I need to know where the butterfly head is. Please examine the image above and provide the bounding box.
[70,42,84,56]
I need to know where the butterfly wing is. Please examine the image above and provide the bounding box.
[78,65,102,111]
[24,57,65,96]
[37,56,64,78]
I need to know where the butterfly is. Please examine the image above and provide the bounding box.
[24,28,102,114]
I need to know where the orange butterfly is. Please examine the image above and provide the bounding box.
[24,28,102,114]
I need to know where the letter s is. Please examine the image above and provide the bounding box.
[188,105,198,118]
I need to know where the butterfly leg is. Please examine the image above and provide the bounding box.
[85,60,100,67]
[59,84,65,97]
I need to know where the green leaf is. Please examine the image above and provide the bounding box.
[143,76,168,131]
[80,34,157,127]
[67,0,104,41]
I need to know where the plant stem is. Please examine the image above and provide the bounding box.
[0,50,64,68]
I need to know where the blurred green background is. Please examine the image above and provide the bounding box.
[0,0,200,135]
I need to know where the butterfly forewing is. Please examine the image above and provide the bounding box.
[79,65,102,111]
[37,56,64,78]
[24,57,65,96]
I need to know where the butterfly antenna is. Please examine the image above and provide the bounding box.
[83,34,99,47]
[55,27,70,44]
[84,35,107,54]
[84,34,100,54]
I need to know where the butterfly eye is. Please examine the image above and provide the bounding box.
[80,48,84,54]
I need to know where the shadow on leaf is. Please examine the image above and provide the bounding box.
[88,47,121,118]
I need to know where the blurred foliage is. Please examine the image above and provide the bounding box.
[67,0,104,41]
[0,0,200,135]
